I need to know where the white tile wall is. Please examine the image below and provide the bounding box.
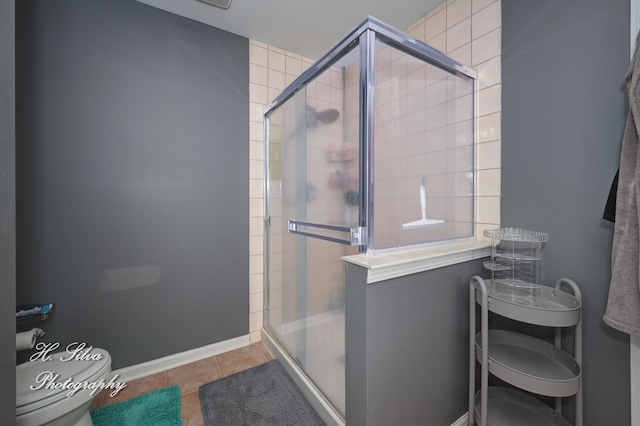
[447,18,472,52]
[404,0,502,239]
[472,1,501,39]
[447,0,472,27]
[248,0,502,341]
[247,41,319,343]
[472,27,501,66]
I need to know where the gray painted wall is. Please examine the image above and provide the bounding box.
[502,1,631,424]
[16,0,249,369]
[345,259,486,426]
[1,0,16,422]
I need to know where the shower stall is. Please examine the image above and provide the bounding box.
[263,16,477,422]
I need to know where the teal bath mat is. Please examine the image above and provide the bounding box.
[91,385,182,426]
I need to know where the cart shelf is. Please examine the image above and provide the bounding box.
[474,279,581,327]
[474,387,571,426]
[475,330,581,397]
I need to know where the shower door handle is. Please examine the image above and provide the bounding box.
[288,220,367,246]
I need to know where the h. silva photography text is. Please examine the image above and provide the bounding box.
[28,341,127,398]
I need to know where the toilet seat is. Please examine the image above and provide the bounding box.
[16,347,112,416]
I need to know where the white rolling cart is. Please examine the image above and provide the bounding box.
[469,228,583,426]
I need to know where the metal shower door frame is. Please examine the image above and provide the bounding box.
[264,16,477,254]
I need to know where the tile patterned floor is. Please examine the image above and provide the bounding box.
[90,342,274,426]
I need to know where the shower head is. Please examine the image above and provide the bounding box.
[307,105,340,127]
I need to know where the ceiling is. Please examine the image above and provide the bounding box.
[135,0,443,59]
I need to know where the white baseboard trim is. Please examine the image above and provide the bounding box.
[112,334,251,382]
[451,412,469,426]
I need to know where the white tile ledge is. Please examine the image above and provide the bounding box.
[342,239,491,284]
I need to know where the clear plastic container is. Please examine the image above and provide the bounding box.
[483,227,548,302]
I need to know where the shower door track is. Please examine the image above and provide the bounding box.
[261,328,345,426]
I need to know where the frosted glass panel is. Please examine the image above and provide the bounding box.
[373,38,474,249]
[265,46,360,417]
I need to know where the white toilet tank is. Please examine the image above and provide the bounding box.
[17,347,112,426]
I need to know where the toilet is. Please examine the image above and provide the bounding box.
[16,348,112,426]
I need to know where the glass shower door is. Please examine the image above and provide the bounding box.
[263,15,478,422]
[264,47,361,417]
